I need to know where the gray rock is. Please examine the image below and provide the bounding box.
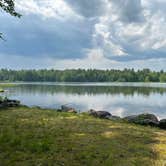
[124,114,159,126]
[89,109,112,119]
[67,109,77,113]
[61,105,71,112]
[0,99,20,108]
[159,119,166,129]
[61,105,77,113]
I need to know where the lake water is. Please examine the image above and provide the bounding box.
[2,82,166,119]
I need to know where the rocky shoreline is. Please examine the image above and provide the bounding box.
[0,98,20,108]
[0,99,166,130]
[58,105,166,130]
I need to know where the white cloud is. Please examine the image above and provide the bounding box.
[15,0,166,61]
[1,0,166,69]
[92,0,166,60]
[1,52,166,71]
[51,53,166,71]
[64,0,107,18]
[15,0,80,20]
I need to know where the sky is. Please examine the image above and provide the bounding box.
[0,0,166,70]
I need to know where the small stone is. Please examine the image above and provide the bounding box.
[89,109,112,119]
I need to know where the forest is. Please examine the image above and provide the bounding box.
[0,68,166,82]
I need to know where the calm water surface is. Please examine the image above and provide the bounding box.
[3,82,166,119]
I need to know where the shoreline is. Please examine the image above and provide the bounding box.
[0,97,165,130]
[1,81,166,88]
[0,106,166,165]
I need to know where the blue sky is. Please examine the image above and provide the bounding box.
[0,0,166,70]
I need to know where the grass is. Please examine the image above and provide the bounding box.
[0,83,16,93]
[0,83,16,88]
[0,107,166,166]
[0,89,4,93]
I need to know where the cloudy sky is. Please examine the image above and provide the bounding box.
[0,0,166,70]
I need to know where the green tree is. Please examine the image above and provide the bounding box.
[160,74,166,82]
[0,69,166,82]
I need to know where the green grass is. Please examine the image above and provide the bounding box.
[0,88,4,93]
[0,83,16,93]
[0,83,16,88]
[0,107,166,166]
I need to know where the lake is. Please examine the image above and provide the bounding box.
[2,82,166,119]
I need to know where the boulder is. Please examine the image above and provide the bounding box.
[89,109,112,119]
[0,99,20,108]
[61,105,77,113]
[124,114,159,126]
[7,100,20,107]
[67,109,77,113]
[61,105,72,112]
[158,119,166,129]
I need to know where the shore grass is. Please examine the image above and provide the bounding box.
[0,83,16,88]
[0,83,16,93]
[0,89,4,92]
[0,107,166,166]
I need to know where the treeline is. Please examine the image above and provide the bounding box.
[0,69,166,82]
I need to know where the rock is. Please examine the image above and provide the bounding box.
[124,114,159,126]
[158,119,166,129]
[61,105,77,113]
[89,109,112,119]
[61,105,72,112]
[0,99,20,108]
[8,100,20,107]
[67,109,77,113]
[89,109,97,116]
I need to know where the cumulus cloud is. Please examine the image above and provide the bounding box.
[0,0,166,69]
[108,0,144,23]
[15,0,79,19]
[64,0,106,18]
[92,0,166,60]
[0,12,93,59]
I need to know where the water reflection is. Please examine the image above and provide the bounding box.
[6,84,166,96]
[4,84,166,119]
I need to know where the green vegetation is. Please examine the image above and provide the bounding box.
[0,88,4,92]
[0,0,21,17]
[0,107,166,166]
[0,88,5,93]
[0,83,16,92]
[0,83,15,87]
[0,96,7,102]
[0,68,166,82]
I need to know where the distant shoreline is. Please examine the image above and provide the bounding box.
[1,81,166,87]
[0,69,166,82]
